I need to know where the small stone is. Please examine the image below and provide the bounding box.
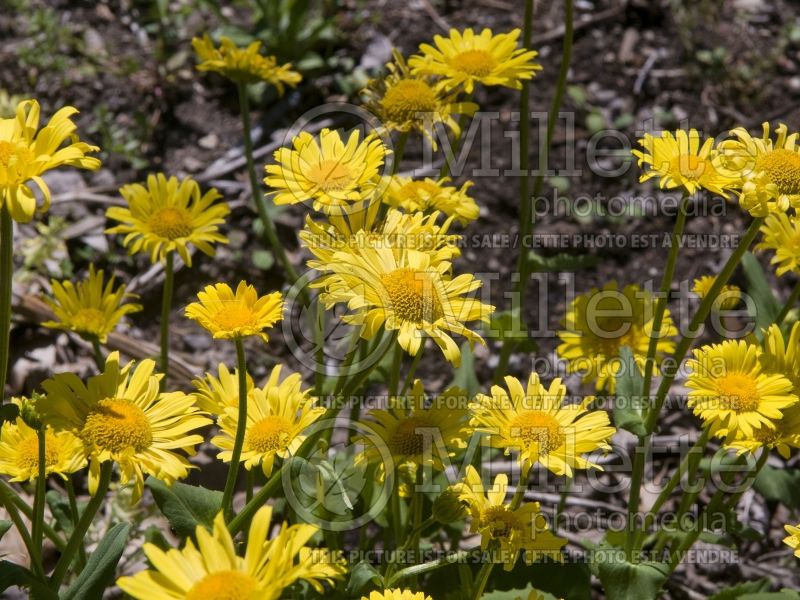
[198,133,219,150]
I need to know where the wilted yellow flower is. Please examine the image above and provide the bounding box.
[757,211,800,276]
[185,281,283,343]
[383,174,479,225]
[632,129,734,196]
[192,363,255,415]
[118,506,345,600]
[42,265,141,343]
[363,592,432,600]
[212,365,324,477]
[265,128,389,213]
[409,28,542,93]
[107,173,229,266]
[557,282,677,392]
[0,99,100,222]
[785,523,800,558]
[192,34,302,92]
[40,352,210,502]
[471,373,614,477]
[691,275,741,311]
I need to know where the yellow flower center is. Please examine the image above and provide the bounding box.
[380,268,443,323]
[0,140,34,171]
[308,159,354,193]
[480,504,519,540]
[81,398,153,454]
[752,425,780,445]
[716,373,761,413]
[212,304,257,332]
[510,411,565,455]
[71,308,107,335]
[245,415,293,453]
[389,416,433,456]
[757,149,800,195]
[185,571,258,600]
[147,207,194,240]
[381,79,439,123]
[451,50,497,77]
[16,431,60,473]
[669,153,709,181]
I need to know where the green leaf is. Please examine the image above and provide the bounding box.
[754,465,800,510]
[741,251,780,339]
[46,491,76,537]
[449,343,479,398]
[60,522,130,600]
[739,591,800,600]
[0,521,11,541]
[527,251,598,273]
[345,561,383,596]
[585,111,607,133]
[492,560,592,600]
[614,346,648,437]
[252,249,275,271]
[482,585,558,600]
[593,545,669,600]
[708,578,772,599]
[0,561,55,599]
[145,477,223,538]
[482,309,537,351]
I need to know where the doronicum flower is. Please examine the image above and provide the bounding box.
[363,592,432,600]
[185,281,283,343]
[192,34,302,92]
[691,275,741,311]
[265,128,389,213]
[39,352,210,502]
[409,28,542,94]
[757,211,800,277]
[785,523,800,558]
[212,365,324,477]
[117,506,345,600]
[686,339,798,440]
[42,265,141,343]
[631,129,735,196]
[454,465,566,571]
[313,235,494,365]
[383,174,479,225]
[106,173,229,266]
[557,282,677,392]
[470,373,614,477]
[192,362,255,415]
[0,99,100,223]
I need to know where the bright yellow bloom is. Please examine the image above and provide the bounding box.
[42,265,141,343]
[185,282,283,343]
[117,506,345,600]
[757,211,800,277]
[0,399,85,482]
[265,128,389,213]
[383,174,479,225]
[686,339,798,440]
[471,374,614,477]
[0,99,100,222]
[106,173,229,266]
[363,591,432,600]
[39,352,210,502]
[719,122,800,215]
[192,363,255,415]
[455,465,566,571]
[192,34,302,92]
[785,523,800,558]
[409,28,542,94]
[631,129,734,196]
[314,236,494,365]
[691,275,741,311]
[363,49,477,148]
[212,365,324,477]
[557,282,677,392]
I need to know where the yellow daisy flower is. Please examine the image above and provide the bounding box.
[353,380,470,475]
[184,281,283,343]
[363,49,477,149]
[557,282,677,392]
[0,99,100,223]
[363,591,432,600]
[719,122,800,215]
[265,128,389,214]
[106,173,229,266]
[383,174,479,225]
[192,34,302,92]
[313,235,494,365]
[192,363,255,415]
[631,129,734,196]
[470,373,614,477]
[785,523,800,558]
[686,339,798,439]
[691,275,741,311]
[0,399,85,482]
[409,28,542,93]
[42,265,141,343]
[455,465,566,571]
[117,506,345,600]
[39,352,210,502]
[756,211,800,277]
[212,365,324,477]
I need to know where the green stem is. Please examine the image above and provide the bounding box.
[386,550,470,588]
[65,477,87,568]
[388,343,402,397]
[391,484,404,551]
[222,338,248,519]
[492,340,515,385]
[0,479,65,552]
[400,350,422,395]
[471,557,496,600]
[91,338,105,371]
[0,479,41,576]
[160,251,174,390]
[237,81,300,284]
[313,299,326,396]
[625,447,646,562]
[31,429,46,572]
[510,463,531,510]
[774,279,800,327]
[0,205,12,404]
[50,461,113,588]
